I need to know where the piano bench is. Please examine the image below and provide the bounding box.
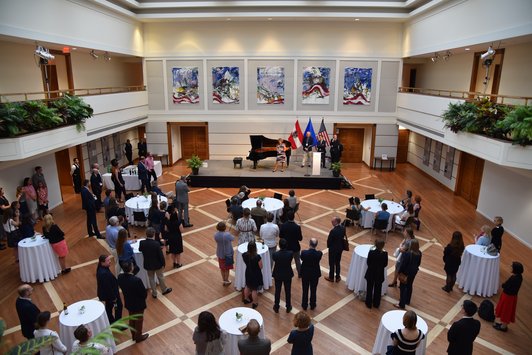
[233,157,243,169]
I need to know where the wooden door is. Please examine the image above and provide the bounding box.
[456,152,484,206]
[396,129,410,163]
[180,126,208,160]
[338,128,364,163]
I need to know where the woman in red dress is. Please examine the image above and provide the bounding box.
[493,261,523,332]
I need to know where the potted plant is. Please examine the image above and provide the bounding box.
[441,101,478,133]
[331,161,342,177]
[186,155,203,175]
[52,94,93,132]
[0,101,25,137]
[496,105,532,146]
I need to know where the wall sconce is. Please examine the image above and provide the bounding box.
[103,51,111,61]
[90,50,99,60]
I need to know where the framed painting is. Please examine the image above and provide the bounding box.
[171,67,199,104]
[212,66,240,104]
[343,67,372,105]
[302,66,331,104]
[257,66,285,104]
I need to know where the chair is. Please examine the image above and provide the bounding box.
[133,211,147,226]
[273,193,283,200]
[294,202,302,222]
[394,216,414,232]
[372,218,388,239]
[365,194,375,200]
[345,208,361,227]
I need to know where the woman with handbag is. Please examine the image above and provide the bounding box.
[214,221,234,286]
[442,231,464,293]
[389,228,414,287]
[3,207,21,262]
[42,214,71,274]
[395,239,422,309]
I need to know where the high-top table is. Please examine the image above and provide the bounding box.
[59,300,116,354]
[234,241,272,291]
[346,244,387,296]
[360,199,404,231]
[125,195,168,226]
[372,310,428,355]
[456,244,500,297]
[18,234,61,283]
[219,307,265,355]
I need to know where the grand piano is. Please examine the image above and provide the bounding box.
[246,135,292,169]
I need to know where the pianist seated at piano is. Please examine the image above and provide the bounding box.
[247,135,292,169]
[273,138,288,173]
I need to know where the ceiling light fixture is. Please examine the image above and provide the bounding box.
[103,51,111,61]
[431,52,440,63]
[354,18,360,21]
[465,48,470,51]
[90,50,99,60]
[442,50,452,61]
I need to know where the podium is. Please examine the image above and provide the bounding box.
[312,152,321,175]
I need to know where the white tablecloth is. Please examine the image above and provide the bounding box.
[360,199,404,231]
[372,310,428,355]
[219,307,265,355]
[234,242,272,291]
[102,161,162,191]
[456,244,500,297]
[346,244,387,296]
[130,238,158,289]
[242,197,283,223]
[124,195,168,226]
[18,235,61,283]
[59,300,116,354]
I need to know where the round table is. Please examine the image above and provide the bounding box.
[456,244,500,297]
[242,198,283,223]
[360,199,404,231]
[130,238,158,289]
[59,300,116,353]
[18,235,61,283]
[219,307,265,355]
[125,195,168,226]
[372,310,428,355]
[345,244,387,296]
[234,242,272,291]
[102,172,141,191]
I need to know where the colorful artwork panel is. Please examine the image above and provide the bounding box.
[212,66,240,104]
[302,66,330,104]
[257,66,285,104]
[343,67,372,105]
[172,67,199,104]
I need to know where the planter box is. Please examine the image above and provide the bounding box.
[0,125,87,161]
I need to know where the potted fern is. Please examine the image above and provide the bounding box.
[331,161,342,177]
[186,155,203,175]
[496,105,532,146]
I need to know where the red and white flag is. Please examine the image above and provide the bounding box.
[317,118,331,146]
[288,119,303,149]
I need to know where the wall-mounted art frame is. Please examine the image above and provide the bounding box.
[206,59,245,110]
[337,60,378,112]
[297,60,336,111]
[167,60,204,110]
[248,60,294,111]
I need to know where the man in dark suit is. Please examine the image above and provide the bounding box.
[175,175,193,227]
[90,163,103,212]
[81,179,102,238]
[137,156,151,193]
[364,238,388,308]
[138,138,147,158]
[301,131,314,167]
[96,255,123,323]
[139,227,172,298]
[118,261,149,343]
[325,216,345,282]
[237,319,271,355]
[279,211,303,278]
[124,139,133,165]
[15,284,40,339]
[447,300,481,355]
[272,238,294,313]
[300,238,323,310]
[317,137,327,168]
[329,134,343,168]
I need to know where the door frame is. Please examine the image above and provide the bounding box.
[167,122,209,164]
[333,123,375,166]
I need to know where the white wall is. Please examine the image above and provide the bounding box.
[402,0,532,57]
[498,42,532,100]
[477,162,532,247]
[415,52,474,92]
[0,40,43,96]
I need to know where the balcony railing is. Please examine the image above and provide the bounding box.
[0,85,146,103]
[398,87,531,106]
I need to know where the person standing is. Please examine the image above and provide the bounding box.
[137,156,151,193]
[442,231,465,293]
[237,319,271,355]
[329,134,342,167]
[491,216,504,251]
[242,241,263,309]
[138,138,147,158]
[96,255,123,324]
[301,131,314,168]
[165,205,184,268]
[117,261,149,343]
[175,175,193,227]
[447,300,481,355]
[0,187,10,250]
[71,158,82,194]
[22,177,38,221]
[124,139,133,165]
[287,311,314,355]
[279,211,303,278]
[214,221,234,286]
[396,239,422,309]
[111,159,125,202]
[192,311,225,355]
[31,166,47,191]
[317,136,326,168]
[325,216,345,282]
[365,238,388,309]
[90,163,103,212]
[81,179,102,239]
[15,284,40,340]
[272,238,294,313]
[145,152,157,182]
[493,261,524,332]
[236,208,257,245]
[42,214,71,274]
[260,212,279,268]
[105,216,123,274]
[300,238,323,311]
[33,311,68,355]
[139,227,172,298]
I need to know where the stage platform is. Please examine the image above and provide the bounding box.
[189,160,343,189]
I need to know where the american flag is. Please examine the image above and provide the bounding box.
[316,118,330,146]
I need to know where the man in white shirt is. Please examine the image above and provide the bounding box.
[260,213,279,270]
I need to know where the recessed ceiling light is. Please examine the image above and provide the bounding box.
[465,48,470,51]
[267,18,272,21]
[354,18,360,21]
[226,18,231,21]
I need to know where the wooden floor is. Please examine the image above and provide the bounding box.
[1,163,531,354]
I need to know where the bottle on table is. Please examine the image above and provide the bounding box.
[63,302,69,315]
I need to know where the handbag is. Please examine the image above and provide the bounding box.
[398,272,408,284]
[393,247,400,258]
[486,243,498,256]
[343,234,350,251]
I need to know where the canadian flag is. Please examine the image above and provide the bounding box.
[288,120,303,149]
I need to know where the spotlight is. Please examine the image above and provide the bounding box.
[481,46,495,66]
[34,45,55,61]
[442,50,452,61]
[90,50,99,60]
[103,51,111,61]
[431,52,440,62]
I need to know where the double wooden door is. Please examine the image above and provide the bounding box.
[337,128,364,163]
[180,126,208,160]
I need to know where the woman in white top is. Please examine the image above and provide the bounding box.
[71,324,113,354]
[236,208,257,245]
[33,311,68,355]
[3,206,21,262]
[394,204,415,225]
